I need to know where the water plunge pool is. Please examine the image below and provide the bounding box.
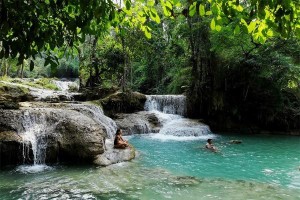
[0,133,299,200]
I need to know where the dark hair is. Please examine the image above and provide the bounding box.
[116,129,121,135]
[207,139,212,142]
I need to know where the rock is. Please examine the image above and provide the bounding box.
[101,91,147,117]
[229,140,242,144]
[0,108,106,166]
[93,139,135,166]
[0,101,19,109]
[79,86,119,101]
[114,111,162,135]
[0,131,24,167]
[0,82,33,109]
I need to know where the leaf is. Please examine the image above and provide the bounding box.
[248,21,257,33]
[234,25,240,35]
[199,4,205,16]
[215,25,221,31]
[150,8,160,23]
[147,0,155,7]
[144,29,151,39]
[267,29,274,37]
[240,18,247,26]
[30,60,34,71]
[163,6,171,16]
[125,0,131,10]
[210,18,216,30]
[236,5,243,12]
[206,11,212,16]
[189,2,197,17]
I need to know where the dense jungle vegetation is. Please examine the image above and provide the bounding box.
[0,0,299,132]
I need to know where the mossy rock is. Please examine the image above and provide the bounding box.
[79,86,119,101]
[0,83,33,109]
[101,91,147,117]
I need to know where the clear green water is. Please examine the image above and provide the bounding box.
[0,133,299,200]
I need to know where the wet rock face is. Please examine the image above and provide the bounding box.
[0,131,24,167]
[0,108,106,166]
[54,110,106,162]
[114,111,162,135]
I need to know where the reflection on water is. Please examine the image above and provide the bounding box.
[0,134,299,200]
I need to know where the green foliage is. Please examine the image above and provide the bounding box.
[79,35,129,87]
[0,0,115,62]
[209,26,300,130]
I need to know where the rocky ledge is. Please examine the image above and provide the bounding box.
[0,102,135,167]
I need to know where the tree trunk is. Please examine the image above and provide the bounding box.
[186,16,214,118]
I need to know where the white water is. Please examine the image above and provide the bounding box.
[21,111,48,165]
[144,95,213,141]
[52,79,79,92]
[0,80,81,101]
[69,103,117,139]
[18,111,58,173]
[144,95,187,116]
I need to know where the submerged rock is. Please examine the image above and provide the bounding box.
[229,140,243,144]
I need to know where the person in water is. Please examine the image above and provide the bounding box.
[114,129,129,149]
[205,138,217,151]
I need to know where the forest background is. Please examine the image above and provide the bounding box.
[0,0,299,132]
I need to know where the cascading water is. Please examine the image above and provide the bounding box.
[52,79,79,92]
[144,95,213,140]
[144,95,187,116]
[69,104,117,139]
[21,111,48,165]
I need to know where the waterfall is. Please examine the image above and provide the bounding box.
[69,104,117,139]
[144,95,187,116]
[52,79,79,92]
[20,111,49,165]
[142,95,213,140]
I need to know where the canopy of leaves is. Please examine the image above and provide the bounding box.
[0,0,116,64]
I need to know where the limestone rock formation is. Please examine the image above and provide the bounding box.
[0,103,134,167]
[93,139,135,166]
[114,111,162,135]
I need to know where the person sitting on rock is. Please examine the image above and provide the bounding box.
[114,129,129,149]
[205,138,217,152]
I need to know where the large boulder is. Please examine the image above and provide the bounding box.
[101,91,147,117]
[0,107,106,167]
[114,111,162,135]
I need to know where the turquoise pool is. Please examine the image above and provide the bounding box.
[0,133,299,199]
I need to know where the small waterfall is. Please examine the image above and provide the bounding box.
[69,104,117,139]
[144,95,187,116]
[20,111,49,165]
[142,95,213,140]
[52,79,79,92]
